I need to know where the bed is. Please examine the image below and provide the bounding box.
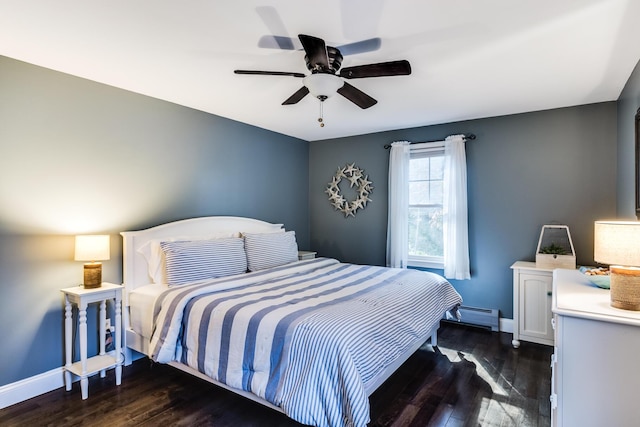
[120,216,462,427]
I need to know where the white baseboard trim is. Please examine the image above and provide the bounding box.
[500,317,514,334]
[0,367,65,409]
[1,345,144,409]
[0,350,123,409]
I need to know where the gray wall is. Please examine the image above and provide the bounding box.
[309,102,618,319]
[617,59,640,218]
[0,56,309,387]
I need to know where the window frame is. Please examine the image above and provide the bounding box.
[407,142,445,269]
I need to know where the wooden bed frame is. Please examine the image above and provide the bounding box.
[120,216,439,415]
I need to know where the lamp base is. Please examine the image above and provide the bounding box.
[83,262,102,289]
[610,266,640,311]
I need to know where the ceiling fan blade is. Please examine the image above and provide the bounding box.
[282,86,310,105]
[255,6,297,50]
[234,70,305,78]
[337,82,377,109]
[298,34,329,69]
[257,35,300,50]
[337,38,382,55]
[340,60,411,79]
[257,35,378,55]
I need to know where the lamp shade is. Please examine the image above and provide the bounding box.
[594,221,640,267]
[75,235,110,262]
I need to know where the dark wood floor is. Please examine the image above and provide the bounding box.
[0,322,553,427]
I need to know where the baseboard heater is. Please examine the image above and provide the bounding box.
[447,305,499,332]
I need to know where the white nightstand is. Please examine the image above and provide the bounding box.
[511,261,554,348]
[61,282,123,399]
[298,251,317,260]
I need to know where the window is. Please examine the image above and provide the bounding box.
[387,136,469,279]
[408,144,444,268]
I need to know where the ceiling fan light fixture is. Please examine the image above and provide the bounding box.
[303,73,344,99]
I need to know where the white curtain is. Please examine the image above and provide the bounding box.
[443,135,470,279]
[386,141,410,268]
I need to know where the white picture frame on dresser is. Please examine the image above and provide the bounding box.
[551,268,640,427]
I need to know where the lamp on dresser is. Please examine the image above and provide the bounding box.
[74,235,110,288]
[594,220,640,310]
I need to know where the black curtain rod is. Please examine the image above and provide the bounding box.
[383,133,476,149]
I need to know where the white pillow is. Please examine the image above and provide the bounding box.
[243,230,298,272]
[160,237,247,286]
[137,232,238,284]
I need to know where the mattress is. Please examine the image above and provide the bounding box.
[128,283,167,338]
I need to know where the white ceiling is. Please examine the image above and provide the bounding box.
[1,1,639,142]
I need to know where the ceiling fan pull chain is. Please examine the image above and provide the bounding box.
[318,99,325,127]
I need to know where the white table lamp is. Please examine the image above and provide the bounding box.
[594,221,640,310]
[75,235,110,288]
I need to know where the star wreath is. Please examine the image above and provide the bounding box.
[325,163,373,217]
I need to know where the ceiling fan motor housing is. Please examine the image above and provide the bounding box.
[306,46,343,73]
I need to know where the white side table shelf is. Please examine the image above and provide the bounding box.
[511,261,554,348]
[61,282,123,399]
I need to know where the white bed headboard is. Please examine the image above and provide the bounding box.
[120,216,284,292]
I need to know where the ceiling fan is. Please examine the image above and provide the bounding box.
[234,34,411,110]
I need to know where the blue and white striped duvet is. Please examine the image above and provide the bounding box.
[149,258,462,427]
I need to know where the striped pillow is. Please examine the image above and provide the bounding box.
[244,231,298,272]
[138,232,238,284]
[160,237,247,286]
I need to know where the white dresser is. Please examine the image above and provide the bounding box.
[551,268,640,427]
